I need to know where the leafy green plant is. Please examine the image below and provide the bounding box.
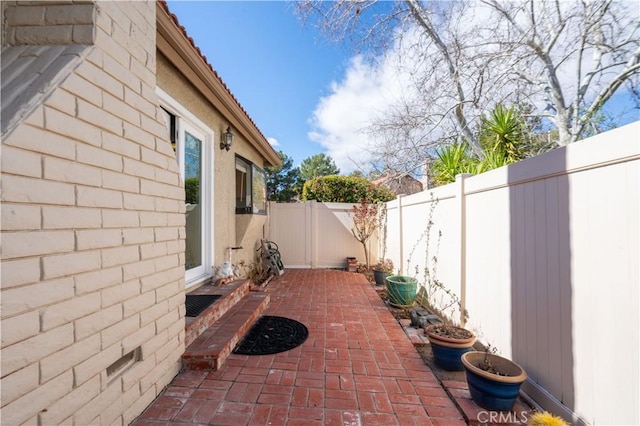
[474,150,511,173]
[480,104,526,162]
[430,104,548,186]
[265,151,302,202]
[299,153,340,181]
[302,175,395,203]
[431,142,474,185]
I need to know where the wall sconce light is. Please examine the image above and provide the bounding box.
[220,126,234,151]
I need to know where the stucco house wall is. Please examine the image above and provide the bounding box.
[1,1,185,424]
[155,52,269,268]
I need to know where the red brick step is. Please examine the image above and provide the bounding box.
[182,291,270,371]
[184,279,251,347]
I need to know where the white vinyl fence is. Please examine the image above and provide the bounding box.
[267,201,379,269]
[268,123,639,425]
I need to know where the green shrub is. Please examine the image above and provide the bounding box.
[301,175,396,203]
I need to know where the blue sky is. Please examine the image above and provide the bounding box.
[166,1,639,174]
[166,1,352,170]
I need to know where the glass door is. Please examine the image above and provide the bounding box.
[184,130,202,273]
[180,122,211,285]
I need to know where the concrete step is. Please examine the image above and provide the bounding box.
[184,279,251,348]
[182,291,270,371]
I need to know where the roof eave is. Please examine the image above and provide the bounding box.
[156,2,281,167]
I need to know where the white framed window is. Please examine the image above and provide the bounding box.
[157,88,214,287]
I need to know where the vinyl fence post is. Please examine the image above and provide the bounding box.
[398,194,404,275]
[456,173,472,327]
[310,200,317,269]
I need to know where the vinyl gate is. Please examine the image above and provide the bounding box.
[267,201,379,269]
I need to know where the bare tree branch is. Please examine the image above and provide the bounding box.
[296,0,640,173]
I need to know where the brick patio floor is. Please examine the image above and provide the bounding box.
[133,269,468,425]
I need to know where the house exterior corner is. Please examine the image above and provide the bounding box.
[1,0,278,424]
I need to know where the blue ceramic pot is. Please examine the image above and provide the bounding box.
[461,351,527,411]
[373,269,389,286]
[430,341,474,371]
[426,325,475,371]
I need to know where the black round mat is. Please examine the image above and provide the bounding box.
[233,316,308,355]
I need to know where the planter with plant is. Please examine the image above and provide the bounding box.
[461,348,527,411]
[425,324,475,371]
[372,258,393,286]
[385,275,418,307]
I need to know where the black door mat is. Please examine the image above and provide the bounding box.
[185,294,221,317]
[233,316,309,355]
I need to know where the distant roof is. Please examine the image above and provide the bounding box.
[371,172,423,195]
[371,173,419,185]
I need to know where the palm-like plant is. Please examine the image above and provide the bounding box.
[474,150,511,174]
[432,142,474,185]
[481,104,527,163]
[430,104,537,187]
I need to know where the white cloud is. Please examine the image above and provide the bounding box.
[267,137,280,147]
[309,1,639,173]
[308,50,414,174]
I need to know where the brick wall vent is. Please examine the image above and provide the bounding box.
[106,347,141,380]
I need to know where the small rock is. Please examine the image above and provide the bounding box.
[409,307,429,327]
[410,306,444,328]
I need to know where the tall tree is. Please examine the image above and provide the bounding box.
[265,151,302,202]
[296,0,640,174]
[300,153,340,181]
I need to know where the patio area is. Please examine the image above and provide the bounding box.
[133,269,478,425]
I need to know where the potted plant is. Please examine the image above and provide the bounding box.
[372,258,393,286]
[385,275,418,307]
[461,350,527,411]
[425,324,475,371]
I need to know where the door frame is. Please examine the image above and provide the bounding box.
[157,88,214,287]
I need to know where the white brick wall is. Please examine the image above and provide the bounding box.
[1,1,185,424]
[74,304,122,341]
[3,2,95,45]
